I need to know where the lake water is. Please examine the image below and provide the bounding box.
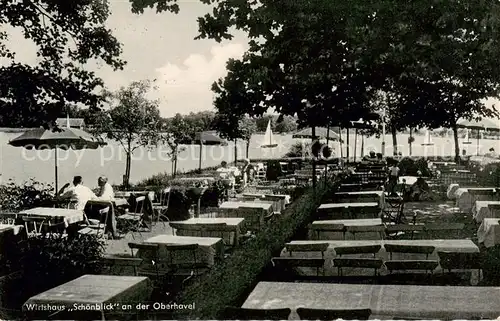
[1,131,499,186]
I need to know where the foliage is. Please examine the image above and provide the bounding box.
[285,142,308,158]
[275,115,298,133]
[0,179,54,211]
[397,157,432,177]
[0,0,125,128]
[162,113,191,176]
[255,115,277,132]
[173,178,333,319]
[92,80,167,186]
[8,234,105,306]
[470,162,500,187]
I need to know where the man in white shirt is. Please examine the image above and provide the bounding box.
[57,176,97,210]
[388,163,400,196]
[95,176,114,201]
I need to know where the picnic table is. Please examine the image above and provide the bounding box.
[143,235,224,267]
[23,275,152,319]
[478,218,500,248]
[309,218,383,240]
[243,282,500,320]
[170,217,245,246]
[19,207,84,228]
[473,201,500,223]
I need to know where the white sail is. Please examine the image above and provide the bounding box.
[261,120,278,148]
[421,129,434,146]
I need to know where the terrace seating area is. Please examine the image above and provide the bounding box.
[226,161,500,320]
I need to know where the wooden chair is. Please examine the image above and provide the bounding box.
[334,244,381,258]
[385,224,425,240]
[296,307,371,320]
[78,207,110,239]
[221,307,291,320]
[117,195,146,239]
[0,212,17,225]
[311,223,345,240]
[238,207,263,232]
[382,197,405,224]
[152,187,171,227]
[437,251,483,284]
[128,242,162,281]
[334,258,384,276]
[166,243,207,277]
[284,242,329,275]
[169,222,203,237]
[271,257,326,276]
[346,225,385,240]
[22,216,45,238]
[424,223,464,239]
[101,255,143,276]
[384,244,438,275]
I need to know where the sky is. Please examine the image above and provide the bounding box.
[2,0,500,120]
[3,0,249,118]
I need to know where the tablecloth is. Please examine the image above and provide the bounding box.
[19,207,84,228]
[447,183,460,199]
[24,275,152,318]
[143,235,224,267]
[455,188,497,213]
[171,217,245,246]
[478,218,500,248]
[473,201,500,223]
[243,282,500,320]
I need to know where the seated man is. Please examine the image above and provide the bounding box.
[95,176,114,201]
[57,176,97,210]
[216,161,235,199]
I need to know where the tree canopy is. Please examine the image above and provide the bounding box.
[0,0,125,128]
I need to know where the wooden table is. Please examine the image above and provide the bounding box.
[478,218,500,248]
[317,202,379,219]
[219,201,273,230]
[171,217,245,246]
[309,218,383,240]
[23,275,152,318]
[144,235,224,266]
[19,207,84,228]
[473,201,500,223]
[243,282,500,319]
[115,191,155,201]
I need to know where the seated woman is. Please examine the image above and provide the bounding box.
[410,171,432,201]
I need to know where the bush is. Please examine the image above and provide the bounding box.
[165,188,192,221]
[6,234,105,308]
[471,163,500,187]
[0,179,54,211]
[173,178,337,319]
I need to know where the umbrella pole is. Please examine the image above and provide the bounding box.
[354,128,358,163]
[361,134,365,158]
[477,129,480,156]
[54,148,58,193]
[325,125,330,180]
[346,127,350,164]
[198,141,203,172]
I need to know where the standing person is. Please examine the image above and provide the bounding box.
[57,176,97,210]
[387,162,400,196]
[241,159,254,186]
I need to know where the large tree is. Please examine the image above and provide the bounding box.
[94,80,166,187]
[1,0,125,127]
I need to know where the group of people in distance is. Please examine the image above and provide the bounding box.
[56,175,114,210]
[215,159,255,191]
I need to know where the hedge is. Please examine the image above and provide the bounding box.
[172,177,339,319]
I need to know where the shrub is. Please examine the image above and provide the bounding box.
[266,160,283,181]
[173,178,337,319]
[165,188,192,221]
[0,179,54,211]
[6,234,105,308]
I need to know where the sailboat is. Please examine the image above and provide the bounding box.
[421,129,434,146]
[463,129,472,144]
[261,120,278,148]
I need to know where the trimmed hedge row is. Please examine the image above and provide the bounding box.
[173,178,338,319]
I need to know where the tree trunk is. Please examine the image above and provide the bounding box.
[312,126,317,189]
[392,125,398,156]
[246,139,250,159]
[172,145,178,177]
[453,122,460,163]
[409,128,413,156]
[125,151,131,188]
[234,139,238,163]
